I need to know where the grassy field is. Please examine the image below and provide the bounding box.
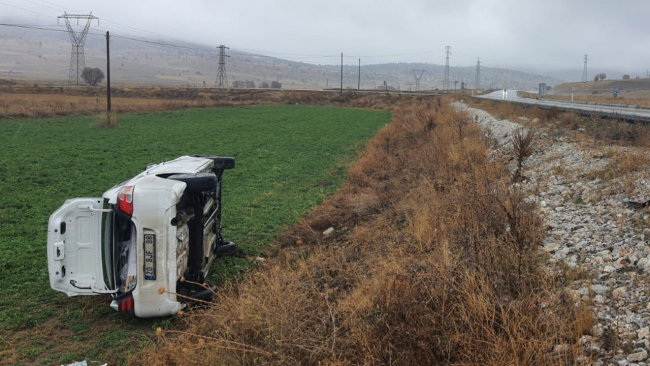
[0,105,391,365]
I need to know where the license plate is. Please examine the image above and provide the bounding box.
[144,233,156,280]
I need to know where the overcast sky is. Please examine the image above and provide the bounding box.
[1,0,649,74]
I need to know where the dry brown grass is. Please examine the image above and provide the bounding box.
[134,98,586,366]
[466,97,650,149]
[96,112,119,128]
[519,91,650,108]
[0,88,433,119]
[467,97,560,123]
[0,92,253,119]
[587,149,650,181]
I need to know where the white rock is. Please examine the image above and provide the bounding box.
[639,327,649,340]
[323,227,335,236]
[591,284,610,295]
[612,287,627,299]
[543,242,560,252]
[628,349,648,362]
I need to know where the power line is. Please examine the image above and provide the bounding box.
[0,22,69,33]
[20,0,61,12]
[17,0,225,51]
[0,1,56,19]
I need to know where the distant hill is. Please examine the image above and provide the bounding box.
[0,26,563,89]
[553,79,650,99]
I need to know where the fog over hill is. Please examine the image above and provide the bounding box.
[0,26,562,89]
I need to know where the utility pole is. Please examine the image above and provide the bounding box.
[411,69,425,91]
[475,57,481,90]
[58,13,98,85]
[444,46,451,92]
[105,31,111,114]
[340,53,343,96]
[582,54,588,82]
[454,80,458,92]
[358,58,361,90]
[215,45,229,88]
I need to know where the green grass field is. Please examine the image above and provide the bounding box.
[0,105,390,365]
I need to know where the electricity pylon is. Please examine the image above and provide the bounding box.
[411,69,425,91]
[444,46,451,91]
[216,45,229,88]
[475,57,481,90]
[58,12,99,85]
[582,54,589,82]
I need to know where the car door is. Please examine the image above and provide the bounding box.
[47,198,116,296]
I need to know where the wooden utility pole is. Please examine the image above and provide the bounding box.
[105,31,111,113]
[340,53,343,96]
[358,58,361,90]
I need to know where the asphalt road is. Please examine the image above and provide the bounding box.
[477,89,650,120]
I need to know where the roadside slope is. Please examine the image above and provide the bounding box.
[458,100,650,365]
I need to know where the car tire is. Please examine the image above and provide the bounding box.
[167,173,217,193]
[191,154,235,170]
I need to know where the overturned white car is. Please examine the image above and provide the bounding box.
[47,155,236,317]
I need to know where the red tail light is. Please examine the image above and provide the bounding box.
[118,185,134,215]
[119,294,135,315]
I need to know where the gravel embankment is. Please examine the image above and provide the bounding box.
[455,102,650,366]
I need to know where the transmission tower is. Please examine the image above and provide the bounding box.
[215,45,230,88]
[475,57,481,90]
[58,13,98,85]
[582,54,589,82]
[444,46,451,91]
[411,69,425,91]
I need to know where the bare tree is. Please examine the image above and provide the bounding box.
[81,67,104,86]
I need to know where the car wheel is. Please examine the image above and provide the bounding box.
[167,173,217,193]
[191,154,235,170]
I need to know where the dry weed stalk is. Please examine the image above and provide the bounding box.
[511,127,536,182]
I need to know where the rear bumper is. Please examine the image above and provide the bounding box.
[110,298,185,317]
